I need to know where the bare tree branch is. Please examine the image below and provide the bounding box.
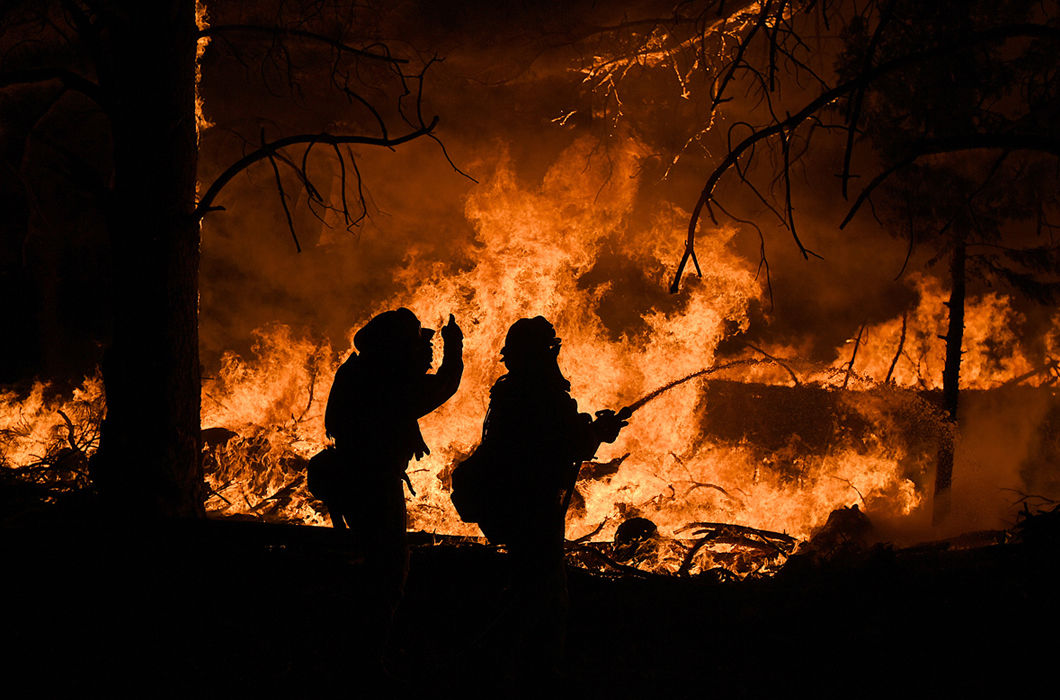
[263,131,300,252]
[839,134,1059,229]
[842,323,866,389]
[884,310,907,384]
[194,117,439,219]
[671,22,1060,293]
[840,0,896,198]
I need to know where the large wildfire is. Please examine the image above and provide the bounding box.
[4,137,1057,578]
[4,0,1059,581]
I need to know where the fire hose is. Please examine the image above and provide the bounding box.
[615,357,771,418]
[563,358,770,513]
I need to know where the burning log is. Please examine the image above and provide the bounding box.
[677,522,798,554]
[249,474,308,517]
[565,517,799,580]
[800,505,874,560]
[675,521,797,577]
[564,541,664,580]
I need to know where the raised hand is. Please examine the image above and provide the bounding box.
[441,313,463,345]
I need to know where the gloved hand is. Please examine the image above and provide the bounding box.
[592,408,629,443]
[441,313,463,346]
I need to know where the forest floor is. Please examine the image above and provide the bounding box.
[4,500,1058,698]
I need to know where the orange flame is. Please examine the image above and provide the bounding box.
[6,136,1056,575]
[196,139,931,568]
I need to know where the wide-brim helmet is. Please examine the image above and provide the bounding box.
[500,316,559,362]
[354,307,431,355]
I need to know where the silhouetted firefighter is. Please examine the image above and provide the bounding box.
[452,316,626,679]
[311,307,462,666]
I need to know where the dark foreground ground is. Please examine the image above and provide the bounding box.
[4,504,1059,698]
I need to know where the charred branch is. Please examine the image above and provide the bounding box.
[839,135,1060,230]
[894,197,917,280]
[264,134,300,252]
[56,408,78,452]
[678,520,798,552]
[569,519,609,544]
[841,324,865,390]
[709,0,775,113]
[826,475,866,506]
[193,25,466,240]
[676,520,797,576]
[685,481,733,499]
[249,475,306,515]
[293,358,321,426]
[884,311,907,384]
[193,117,439,221]
[717,199,775,308]
[671,21,1060,293]
[564,541,660,579]
[839,0,896,199]
[999,358,1060,389]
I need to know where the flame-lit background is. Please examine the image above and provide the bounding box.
[3,1,1058,571]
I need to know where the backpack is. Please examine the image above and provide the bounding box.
[450,446,494,524]
[306,446,344,503]
[452,446,517,544]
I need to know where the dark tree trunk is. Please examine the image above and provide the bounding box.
[91,1,204,517]
[933,234,966,524]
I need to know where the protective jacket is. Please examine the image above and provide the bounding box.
[467,371,598,546]
[324,332,463,489]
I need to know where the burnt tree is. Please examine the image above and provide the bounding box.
[89,1,203,516]
[0,0,205,516]
[0,0,443,517]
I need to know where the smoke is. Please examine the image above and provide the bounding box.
[187,1,1060,539]
[195,0,1058,374]
[948,388,1057,535]
[5,0,1057,543]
